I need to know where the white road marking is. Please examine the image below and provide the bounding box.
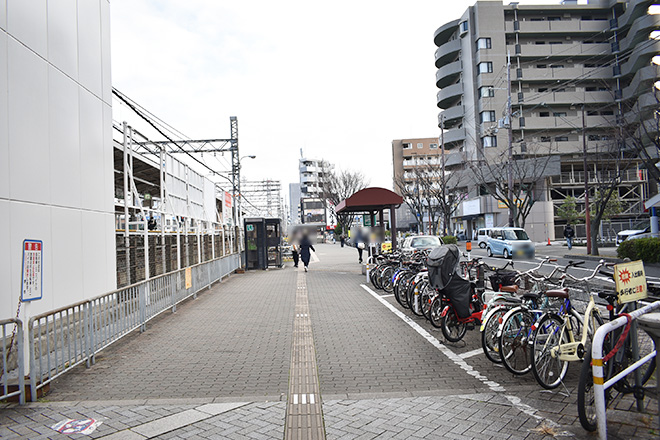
[458,348,484,359]
[361,284,564,429]
[302,394,307,404]
[293,394,298,404]
[309,394,315,404]
[380,294,394,298]
[311,251,320,263]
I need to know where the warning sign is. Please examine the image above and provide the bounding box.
[21,240,43,301]
[614,260,648,304]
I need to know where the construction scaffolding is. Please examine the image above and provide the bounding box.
[233,180,284,221]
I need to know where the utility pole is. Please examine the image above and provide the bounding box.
[440,114,446,235]
[507,51,514,227]
[582,106,592,255]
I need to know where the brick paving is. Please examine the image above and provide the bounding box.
[0,243,657,439]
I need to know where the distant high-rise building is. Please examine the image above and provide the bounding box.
[433,0,659,241]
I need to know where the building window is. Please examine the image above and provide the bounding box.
[417,142,423,149]
[541,136,551,142]
[553,112,567,117]
[403,143,412,149]
[551,64,564,68]
[547,16,562,21]
[540,111,550,117]
[480,111,496,123]
[555,136,569,142]
[476,37,491,50]
[479,86,495,98]
[478,62,493,74]
[483,136,497,148]
[549,41,563,45]
[460,21,468,32]
[537,64,547,69]
[429,143,438,149]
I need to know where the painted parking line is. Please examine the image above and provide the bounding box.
[458,348,484,359]
[360,284,564,430]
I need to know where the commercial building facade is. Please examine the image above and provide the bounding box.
[434,0,659,241]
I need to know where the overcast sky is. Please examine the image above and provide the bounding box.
[110,0,580,192]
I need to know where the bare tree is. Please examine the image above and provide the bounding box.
[395,167,428,234]
[467,146,558,228]
[321,167,369,235]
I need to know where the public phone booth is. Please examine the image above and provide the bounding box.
[244,217,282,270]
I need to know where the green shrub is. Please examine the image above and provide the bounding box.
[617,237,660,263]
[443,235,457,245]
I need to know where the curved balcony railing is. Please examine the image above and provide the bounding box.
[615,0,653,31]
[443,127,466,144]
[436,60,462,88]
[437,82,463,109]
[435,39,461,68]
[434,19,460,47]
[622,64,659,101]
[620,39,660,78]
[439,105,464,126]
[618,14,660,54]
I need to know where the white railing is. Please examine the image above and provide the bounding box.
[591,301,660,439]
[28,253,240,402]
[1,319,25,404]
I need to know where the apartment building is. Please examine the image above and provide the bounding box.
[289,157,331,226]
[434,0,659,241]
[392,138,449,233]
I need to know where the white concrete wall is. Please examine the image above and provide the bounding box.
[0,0,114,320]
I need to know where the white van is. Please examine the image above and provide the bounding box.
[477,228,495,249]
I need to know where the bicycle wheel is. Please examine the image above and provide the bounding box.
[420,283,435,320]
[429,296,444,328]
[498,308,534,375]
[481,307,507,364]
[381,266,395,293]
[441,305,467,342]
[531,313,569,389]
[410,281,426,317]
[394,272,413,309]
[369,265,381,289]
[610,322,657,392]
[577,348,613,432]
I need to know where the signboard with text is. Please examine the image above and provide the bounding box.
[613,260,648,304]
[21,240,43,301]
[223,191,233,225]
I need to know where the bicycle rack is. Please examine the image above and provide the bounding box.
[591,300,660,440]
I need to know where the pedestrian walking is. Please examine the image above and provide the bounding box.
[299,234,315,272]
[563,224,575,250]
[291,242,299,268]
[355,229,367,264]
[340,235,345,247]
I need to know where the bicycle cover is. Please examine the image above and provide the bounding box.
[427,244,460,290]
[427,244,471,319]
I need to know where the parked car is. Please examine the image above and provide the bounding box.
[476,228,495,249]
[487,227,534,259]
[616,220,650,245]
[401,235,443,253]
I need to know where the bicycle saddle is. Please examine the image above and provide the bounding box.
[500,285,519,293]
[545,288,569,299]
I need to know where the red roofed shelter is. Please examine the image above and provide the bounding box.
[335,187,404,250]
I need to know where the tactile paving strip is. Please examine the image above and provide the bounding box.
[284,270,326,439]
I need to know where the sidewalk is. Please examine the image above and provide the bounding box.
[1,243,657,439]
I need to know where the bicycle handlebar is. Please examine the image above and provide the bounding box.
[562,259,615,283]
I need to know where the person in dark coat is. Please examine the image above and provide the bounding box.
[299,234,315,272]
[563,224,575,250]
[291,242,299,268]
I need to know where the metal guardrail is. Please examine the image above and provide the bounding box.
[1,319,25,404]
[591,300,660,439]
[27,253,240,402]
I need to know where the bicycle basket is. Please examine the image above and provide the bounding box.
[488,271,518,292]
[444,275,472,319]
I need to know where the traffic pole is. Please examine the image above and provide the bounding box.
[466,241,472,261]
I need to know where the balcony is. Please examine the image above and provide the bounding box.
[439,105,464,126]
[508,42,610,58]
[437,82,463,109]
[435,39,461,68]
[443,127,466,145]
[620,40,660,78]
[616,0,654,31]
[436,60,462,88]
[623,65,660,100]
[521,65,610,81]
[523,91,613,107]
[434,19,460,46]
[505,19,608,34]
[618,14,660,53]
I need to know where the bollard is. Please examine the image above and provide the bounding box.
[466,241,472,261]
